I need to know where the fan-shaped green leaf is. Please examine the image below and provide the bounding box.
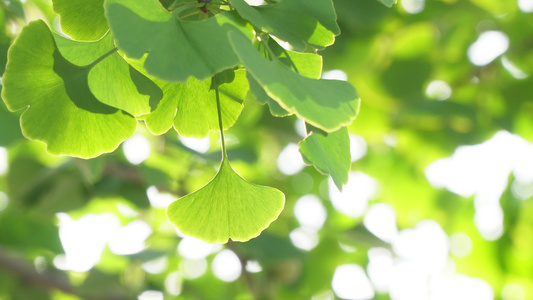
[229,0,340,51]
[105,0,254,82]
[52,33,163,117]
[88,53,163,116]
[1,20,137,158]
[53,0,108,41]
[140,70,247,137]
[250,39,323,117]
[166,159,285,243]
[299,127,351,191]
[229,31,360,132]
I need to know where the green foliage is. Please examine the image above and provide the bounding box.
[105,0,254,82]
[299,127,351,190]
[2,0,355,243]
[167,158,285,243]
[2,20,137,158]
[1,0,533,299]
[52,0,108,41]
[229,32,359,132]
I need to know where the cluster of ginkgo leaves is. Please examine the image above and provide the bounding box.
[1,0,367,243]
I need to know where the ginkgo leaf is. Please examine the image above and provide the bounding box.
[53,0,108,41]
[173,70,247,138]
[1,20,137,158]
[52,32,163,117]
[229,0,340,51]
[105,0,254,82]
[140,70,247,137]
[299,127,351,191]
[166,158,285,243]
[88,52,163,117]
[249,39,323,117]
[228,31,360,133]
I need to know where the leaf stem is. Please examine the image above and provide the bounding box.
[214,76,227,159]
[87,47,118,69]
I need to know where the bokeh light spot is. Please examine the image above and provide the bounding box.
[449,233,473,258]
[425,80,452,100]
[179,136,210,153]
[277,143,306,175]
[0,147,7,175]
[294,194,327,230]
[332,264,374,300]
[123,135,151,165]
[212,249,242,282]
[364,203,398,243]
[468,31,509,66]
[329,171,378,217]
[178,236,222,260]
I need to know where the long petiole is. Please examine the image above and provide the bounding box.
[87,47,118,69]
[214,76,227,159]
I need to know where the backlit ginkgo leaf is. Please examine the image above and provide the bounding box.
[299,127,351,191]
[228,31,360,133]
[229,0,340,51]
[249,39,323,117]
[105,0,254,82]
[1,20,137,158]
[166,158,285,243]
[140,70,247,137]
[53,0,108,41]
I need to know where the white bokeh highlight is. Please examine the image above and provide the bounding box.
[329,171,378,217]
[294,194,327,230]
[332,264,374,300]
[402,0,425,14]
[290,227,320,251]
[277,143,306,175]
[425,130,533,240]
[518,0,533,12]
[449,233,473,258]
[146,186,175,208]
[138,290,163,300]
[212,249,242,282]
[364,203,398,243]
[501,56,529,79]
[179,136,210,153]
[322,69,348,81]
[467,31,509,66]
[55,213,121,272]
[0,147,7,175]
[425,80,452,100]
[165,271,183,296]
[109,220,152,255]
[123,135,151,165]
[349,134,368,162]
[181,259,208,279]
[178,236,222,260]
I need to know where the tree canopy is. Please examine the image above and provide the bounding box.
[1,0,533,299]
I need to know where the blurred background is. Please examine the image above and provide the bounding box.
[1,0,533,299]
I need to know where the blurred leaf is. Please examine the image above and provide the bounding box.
[0,209,62,252]
[0,101,23,146]
[377,0,396,7]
